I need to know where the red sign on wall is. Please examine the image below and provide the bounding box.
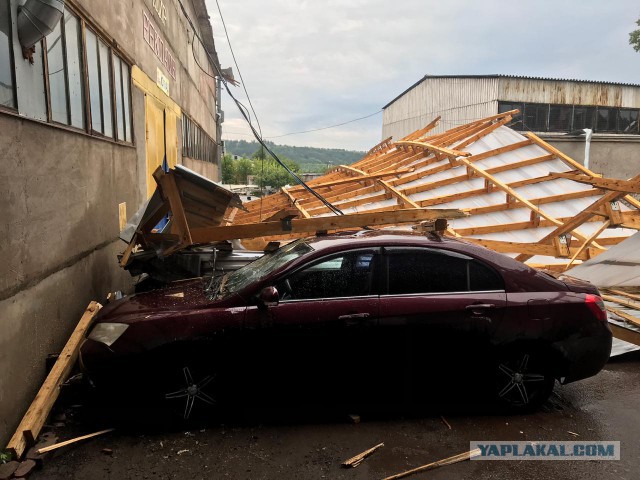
[143,12,176,80]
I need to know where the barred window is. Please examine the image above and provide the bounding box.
[499,101,639,134]
[181,115,216,163]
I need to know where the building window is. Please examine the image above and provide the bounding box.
[549,105,573,132]
[86,29,113,137]
[46,10,85,128]
[499,101,639,134]
[618,108,639,134]
[0,0,16,109]
[497,102,523,130]
[112,53,132,142]
[182,115,216,163]
[523,103,549,132]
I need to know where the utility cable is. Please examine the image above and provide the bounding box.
[178,0,343,215]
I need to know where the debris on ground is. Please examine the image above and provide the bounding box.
[341,443,384,468]
[382,448,481,480]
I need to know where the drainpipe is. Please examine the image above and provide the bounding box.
[17,0,65,49]
[583,128,593,170]
[215,75,224,179]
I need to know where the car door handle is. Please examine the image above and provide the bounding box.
[465,304,496,311]
[338,313,371,320]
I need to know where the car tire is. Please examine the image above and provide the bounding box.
[493,348,554,413]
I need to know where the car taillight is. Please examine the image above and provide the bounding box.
[585,294,607,322]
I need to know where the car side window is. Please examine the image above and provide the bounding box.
[388,251,467,294]
[387,250,504,294]
[469,259,504,291]
[278,251,377,300]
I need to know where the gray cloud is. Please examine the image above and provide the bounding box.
[206,0,640,151]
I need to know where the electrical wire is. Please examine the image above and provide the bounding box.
[213,0,262,137]
[265,110,382,139]
[178,0,343,216]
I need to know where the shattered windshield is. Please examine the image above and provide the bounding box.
[216,239,313,298]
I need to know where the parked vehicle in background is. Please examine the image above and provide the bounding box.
[81,231,612,420]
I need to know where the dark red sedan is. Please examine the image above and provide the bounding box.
[80,231,612,419]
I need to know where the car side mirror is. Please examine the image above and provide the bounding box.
[258,286,279,308]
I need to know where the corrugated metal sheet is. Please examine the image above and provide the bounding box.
[569,232,640,286]
[381,77,498,140]
[382,75,640,140]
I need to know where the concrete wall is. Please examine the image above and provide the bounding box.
[544,136,640,180]
[0,0,223,446]
[181,157,219,181]
[0,113,139,444]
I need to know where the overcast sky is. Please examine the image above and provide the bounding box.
[204,0,640,151]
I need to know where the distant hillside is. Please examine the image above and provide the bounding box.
[224,139,365,173]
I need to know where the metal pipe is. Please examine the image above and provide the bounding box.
[18,0,65,49]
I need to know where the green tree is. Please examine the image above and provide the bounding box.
[630,19,640,52]
[221,154,236,184]
[234,157,254,184]
[253,155,301,189]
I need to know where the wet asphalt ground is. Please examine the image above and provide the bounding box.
[31,351,639,480]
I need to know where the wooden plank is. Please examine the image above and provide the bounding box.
[606,307,640,328]
[603,288,640,303]
[6,302,103,459]
[155,169,192,247]
[461,237,600,260]
[602,294,640,312]
[36,429,115,454]
[458,157,597,245]
[191,208,468,243]
[527,132,640,210]
[565,220,611,270]
[281,187,311,218]
[287,168,414,192]
[342,443,384,468]
[608,322,640,347]
[515,172,640,262]
[378,180,420,209]
[382,449,481,480]
[548,172,640,194]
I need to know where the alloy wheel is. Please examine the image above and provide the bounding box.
[164,367,217,419]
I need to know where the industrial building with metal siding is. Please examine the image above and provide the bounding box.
[382,75,640,179]
[0,0,222,444]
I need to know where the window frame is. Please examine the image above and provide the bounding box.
[0,0,18,112]
[44,9,86,130]
[275,248,381,303]
[499,100,640,135]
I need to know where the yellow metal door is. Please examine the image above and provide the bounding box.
[145,96,165,198]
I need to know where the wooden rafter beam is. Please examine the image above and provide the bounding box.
[526,132,640,210]
[395,141,471,159]
[287,167,414,192]
[190,208,468,243]
[457,157,600,246]
[515,172,640,262]
[549,172,640,194]
[377,179,420,209]
[281,187,311,218]
[565,220,611,270]
[461,237,603,260]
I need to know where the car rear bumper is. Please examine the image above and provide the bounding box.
[554,327,612,384]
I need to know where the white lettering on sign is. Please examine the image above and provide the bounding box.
[151,0,167,24]
[156,68,170,95]
[143,12,176,79]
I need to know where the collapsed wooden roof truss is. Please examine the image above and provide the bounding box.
[234,110,640,268]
